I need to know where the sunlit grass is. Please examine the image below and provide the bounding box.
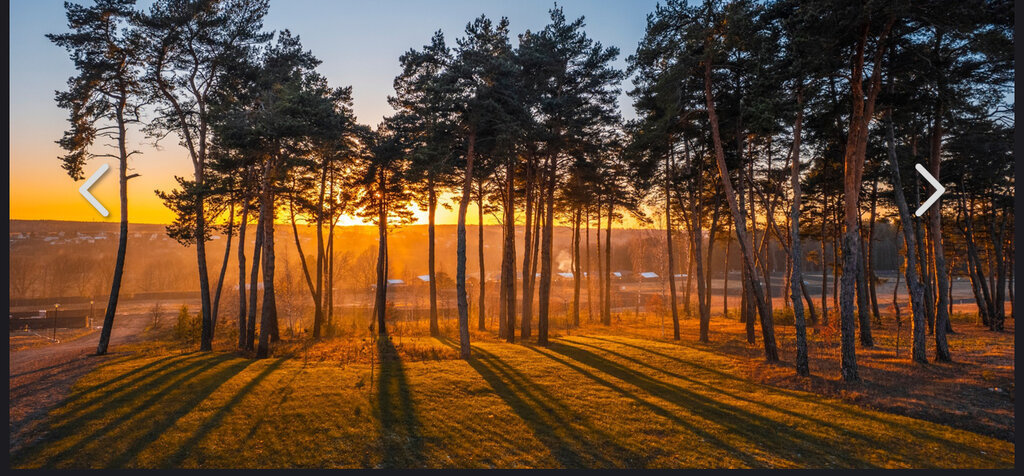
[10,334,1013,468]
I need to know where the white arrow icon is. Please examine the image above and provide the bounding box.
[914,163,945,217]
[80,163,110,217]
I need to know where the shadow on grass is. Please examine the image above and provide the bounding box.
[375,335,424,468]
[542,339,887,468]
[583,335,984,453]
[160,357,287,467]
[438,337,640,468]
[11,353,252,468]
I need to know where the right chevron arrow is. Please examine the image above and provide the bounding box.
[914,163,945,217]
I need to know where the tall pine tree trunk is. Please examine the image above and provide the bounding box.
[704,57,777,361]
[212,202,235,335]
[237,199,249,350]
[885,112,928,363]
[374,171,389,336]
[665,147,680,340]
[502,159,516,342]
[929,104,951,360]
[537,155,555,346]
[96,99,130,356]
[603,200,613,325]
[477,180,487,331]
[455,130,475,358]
[428,179,439,336]
[789,89,809,376]
[246,207,264,351]
[256,164,278,359]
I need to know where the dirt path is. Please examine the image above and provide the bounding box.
[9,311,150,453]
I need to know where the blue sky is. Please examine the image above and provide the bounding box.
[9,0,662,223]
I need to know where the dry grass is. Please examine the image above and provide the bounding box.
[10,325,1014,468]
[579,307,1016,442]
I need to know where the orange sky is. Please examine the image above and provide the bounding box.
[8,127,486,226]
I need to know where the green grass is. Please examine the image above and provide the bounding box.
[10,335,1013,469]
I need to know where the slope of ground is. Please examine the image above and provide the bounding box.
[10,334,1013,469]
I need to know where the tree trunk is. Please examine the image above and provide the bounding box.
[502,158,516,342]
[701,202,721,341]
[477,181,486,331]
[885,112,928,363]
[521,156,535,339]
[866,177,881,322]
[838,19,892,381]
[374,171,389,337]
[704,57,777,361]
[289,196,321,339]
[455,130,475,358]
[572,206,582,327]
[246,207,264,351]
[820,194,829,326]
[991,206,1008,331]
[586,207,594,323]
[537,155,555,346]
[603,201,614,325]
[596,199,605,323]
[96,101,130,356]
[212,201,235,335]
[256,165,278,359]
[724,222,732,318]
[929,102,951,360]
[237,198,249,350]
[428,179,439,336]
[789,88,810,376]
[665,147,680,340]
[196,185,213,351]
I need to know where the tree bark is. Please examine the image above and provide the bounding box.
[929,101,951,360]
[96,98,130,356]
[237,198,249,350]
[477,180,487,331]
[256,162,278,359]
[211,201,235,335]
[885,112,928,363]
[502,158,516,342]
[455,130,475,358]
[603,200,614,325]
[788,88,809,376]
[537,154,556,346]
[704,56,777,361]
[374,170,389,337]
[428,179,439,336]
[665,146,680,340]
[246,207,264,351]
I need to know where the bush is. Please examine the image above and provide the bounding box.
[773,307,796,326]
[174,304,200,342]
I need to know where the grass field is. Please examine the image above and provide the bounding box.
[10,334,1013,469]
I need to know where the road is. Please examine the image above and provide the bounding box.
[9,310,150,454]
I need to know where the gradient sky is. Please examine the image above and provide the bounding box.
[9,0,661,225]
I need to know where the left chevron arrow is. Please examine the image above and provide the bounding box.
[79,163,110,217]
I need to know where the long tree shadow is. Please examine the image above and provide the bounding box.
[375,334,425,468]
[567,338,884,447]
[30,353,218,437]
[439,338,640,468]
[542,340,881,468]
[11,353,251,468]
[582,335,981,452]
[160,357,287,467]
[517,344,760,467]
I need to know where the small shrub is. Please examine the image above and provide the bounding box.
[774,307,796,325]
[174,305,200,342]
[149,302,163,327]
